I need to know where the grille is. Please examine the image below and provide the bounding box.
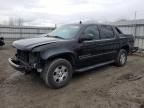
[17,50,29,63]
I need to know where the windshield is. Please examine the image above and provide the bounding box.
[44,25,80,39]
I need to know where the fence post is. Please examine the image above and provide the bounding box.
[20,27,22,39]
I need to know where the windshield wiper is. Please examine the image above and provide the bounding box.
[46,35,64,39]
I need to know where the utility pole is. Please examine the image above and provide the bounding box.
[134,11,137,39]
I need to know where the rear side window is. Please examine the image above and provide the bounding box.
[84,25,99,40]
[99,25,114,39]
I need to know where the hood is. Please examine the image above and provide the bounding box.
[12,37,61,50]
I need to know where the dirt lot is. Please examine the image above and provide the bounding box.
[1,41,144,108]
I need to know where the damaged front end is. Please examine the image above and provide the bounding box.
[8,50,44,74]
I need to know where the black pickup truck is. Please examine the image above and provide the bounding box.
[9,24,135,88]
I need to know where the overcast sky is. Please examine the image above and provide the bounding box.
[0,0,144,26]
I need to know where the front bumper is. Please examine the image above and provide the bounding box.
[8,57,32,72]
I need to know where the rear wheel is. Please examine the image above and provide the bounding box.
[115,49,127,66]
[41,59,73,89]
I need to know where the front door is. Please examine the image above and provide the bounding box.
[77,25,104,68]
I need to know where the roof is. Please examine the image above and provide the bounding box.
[112,19,144,26]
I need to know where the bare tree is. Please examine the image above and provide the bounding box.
[8,17,24,26]
[17,18,24,26]
[8,18,15,26]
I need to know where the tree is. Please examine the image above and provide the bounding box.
[8,17,24,26]
[17,18,24,26]
[8,18,15,26]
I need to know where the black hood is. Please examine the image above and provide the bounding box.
[12,37,61,50]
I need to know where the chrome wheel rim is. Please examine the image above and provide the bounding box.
[120,53,126,64]
[53,65,68,83]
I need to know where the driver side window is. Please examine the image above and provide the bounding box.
[84,25,100,40]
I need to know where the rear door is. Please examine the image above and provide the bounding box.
[98,25,119,61]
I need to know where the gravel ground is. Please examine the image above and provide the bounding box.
[0,41,144,108]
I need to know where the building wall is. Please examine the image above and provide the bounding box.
[0,26,55,39]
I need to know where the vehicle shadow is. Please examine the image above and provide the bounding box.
[27,64,114,89]
[3,64,114,90]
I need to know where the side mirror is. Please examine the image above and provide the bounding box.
[79,33,94,42]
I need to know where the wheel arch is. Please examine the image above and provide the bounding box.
[44,52,76,67]
[121,45,130,53]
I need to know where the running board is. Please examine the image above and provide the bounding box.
[75,60,115,72]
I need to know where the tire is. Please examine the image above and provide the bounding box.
[41,59,73,89]
[115,49,127,67]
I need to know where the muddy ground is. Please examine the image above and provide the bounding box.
[0,41,144,108]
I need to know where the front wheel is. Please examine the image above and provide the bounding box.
[115,49,127,67]
[41,59,73,89]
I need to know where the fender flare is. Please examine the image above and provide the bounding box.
[40,49,77,61]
